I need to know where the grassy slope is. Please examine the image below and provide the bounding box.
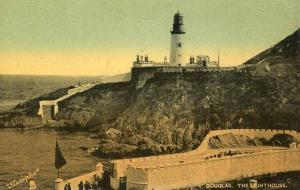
[242,28,300,75]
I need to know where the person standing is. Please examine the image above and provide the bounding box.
[84,181,90,190]
[92,181,98,190]
[64,183,68,190]
[78,181,84,190]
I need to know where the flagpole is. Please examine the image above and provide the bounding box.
[56,138,59,179]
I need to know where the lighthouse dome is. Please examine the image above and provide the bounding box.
[171,11,185,34]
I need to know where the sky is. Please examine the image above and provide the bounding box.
[0,0,299,76]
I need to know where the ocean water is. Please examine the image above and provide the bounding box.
[0,75,106,189]
[0,129,102,190]
[0,74,103,112]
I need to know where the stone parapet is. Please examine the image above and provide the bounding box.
[128,149,300,190]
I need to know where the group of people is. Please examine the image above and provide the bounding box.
[64,175,102,190]
[64,183,71,190]
[78,180,99,190]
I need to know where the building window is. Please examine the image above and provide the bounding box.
[177,43,181,47]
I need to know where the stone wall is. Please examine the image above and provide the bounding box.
[38,83,96,122]
[127,168,148,190]
[55,163,103,190]
[131,66,248,89]
[110,129,300,189]
[67,83,96,96]
[131,67,158,89]
[110,150,199,183]
[54,129,300,190]
[127,149,300,190]
[111,129,300,172]
[38,100,59,121]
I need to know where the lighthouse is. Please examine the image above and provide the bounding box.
[170,11,185,65]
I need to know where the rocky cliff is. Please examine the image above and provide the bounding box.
[0,29,299,157]
[95,70,299,156]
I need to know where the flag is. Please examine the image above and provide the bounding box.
[55,139,67,169]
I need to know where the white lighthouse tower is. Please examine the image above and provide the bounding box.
[170,11,185,65]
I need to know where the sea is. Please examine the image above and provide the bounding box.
[0,75,104,190]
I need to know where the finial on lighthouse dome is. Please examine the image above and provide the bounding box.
[171,11,185,34]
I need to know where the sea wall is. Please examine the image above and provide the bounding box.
[110,150,199,186]
[54,129,300,190]
[127,149,300,190]
[110,129,300,189]
[55,163,103,190]
[111,129,300,170]
[127,168,148,190]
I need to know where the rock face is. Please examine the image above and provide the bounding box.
[102,71,299,156]
[55,82,132,129]
[269,134,299,147]
[207,133,300,149]
[208,134,267,148]
[0,29,300,157]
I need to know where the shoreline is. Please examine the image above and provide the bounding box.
[0,125,97,132]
